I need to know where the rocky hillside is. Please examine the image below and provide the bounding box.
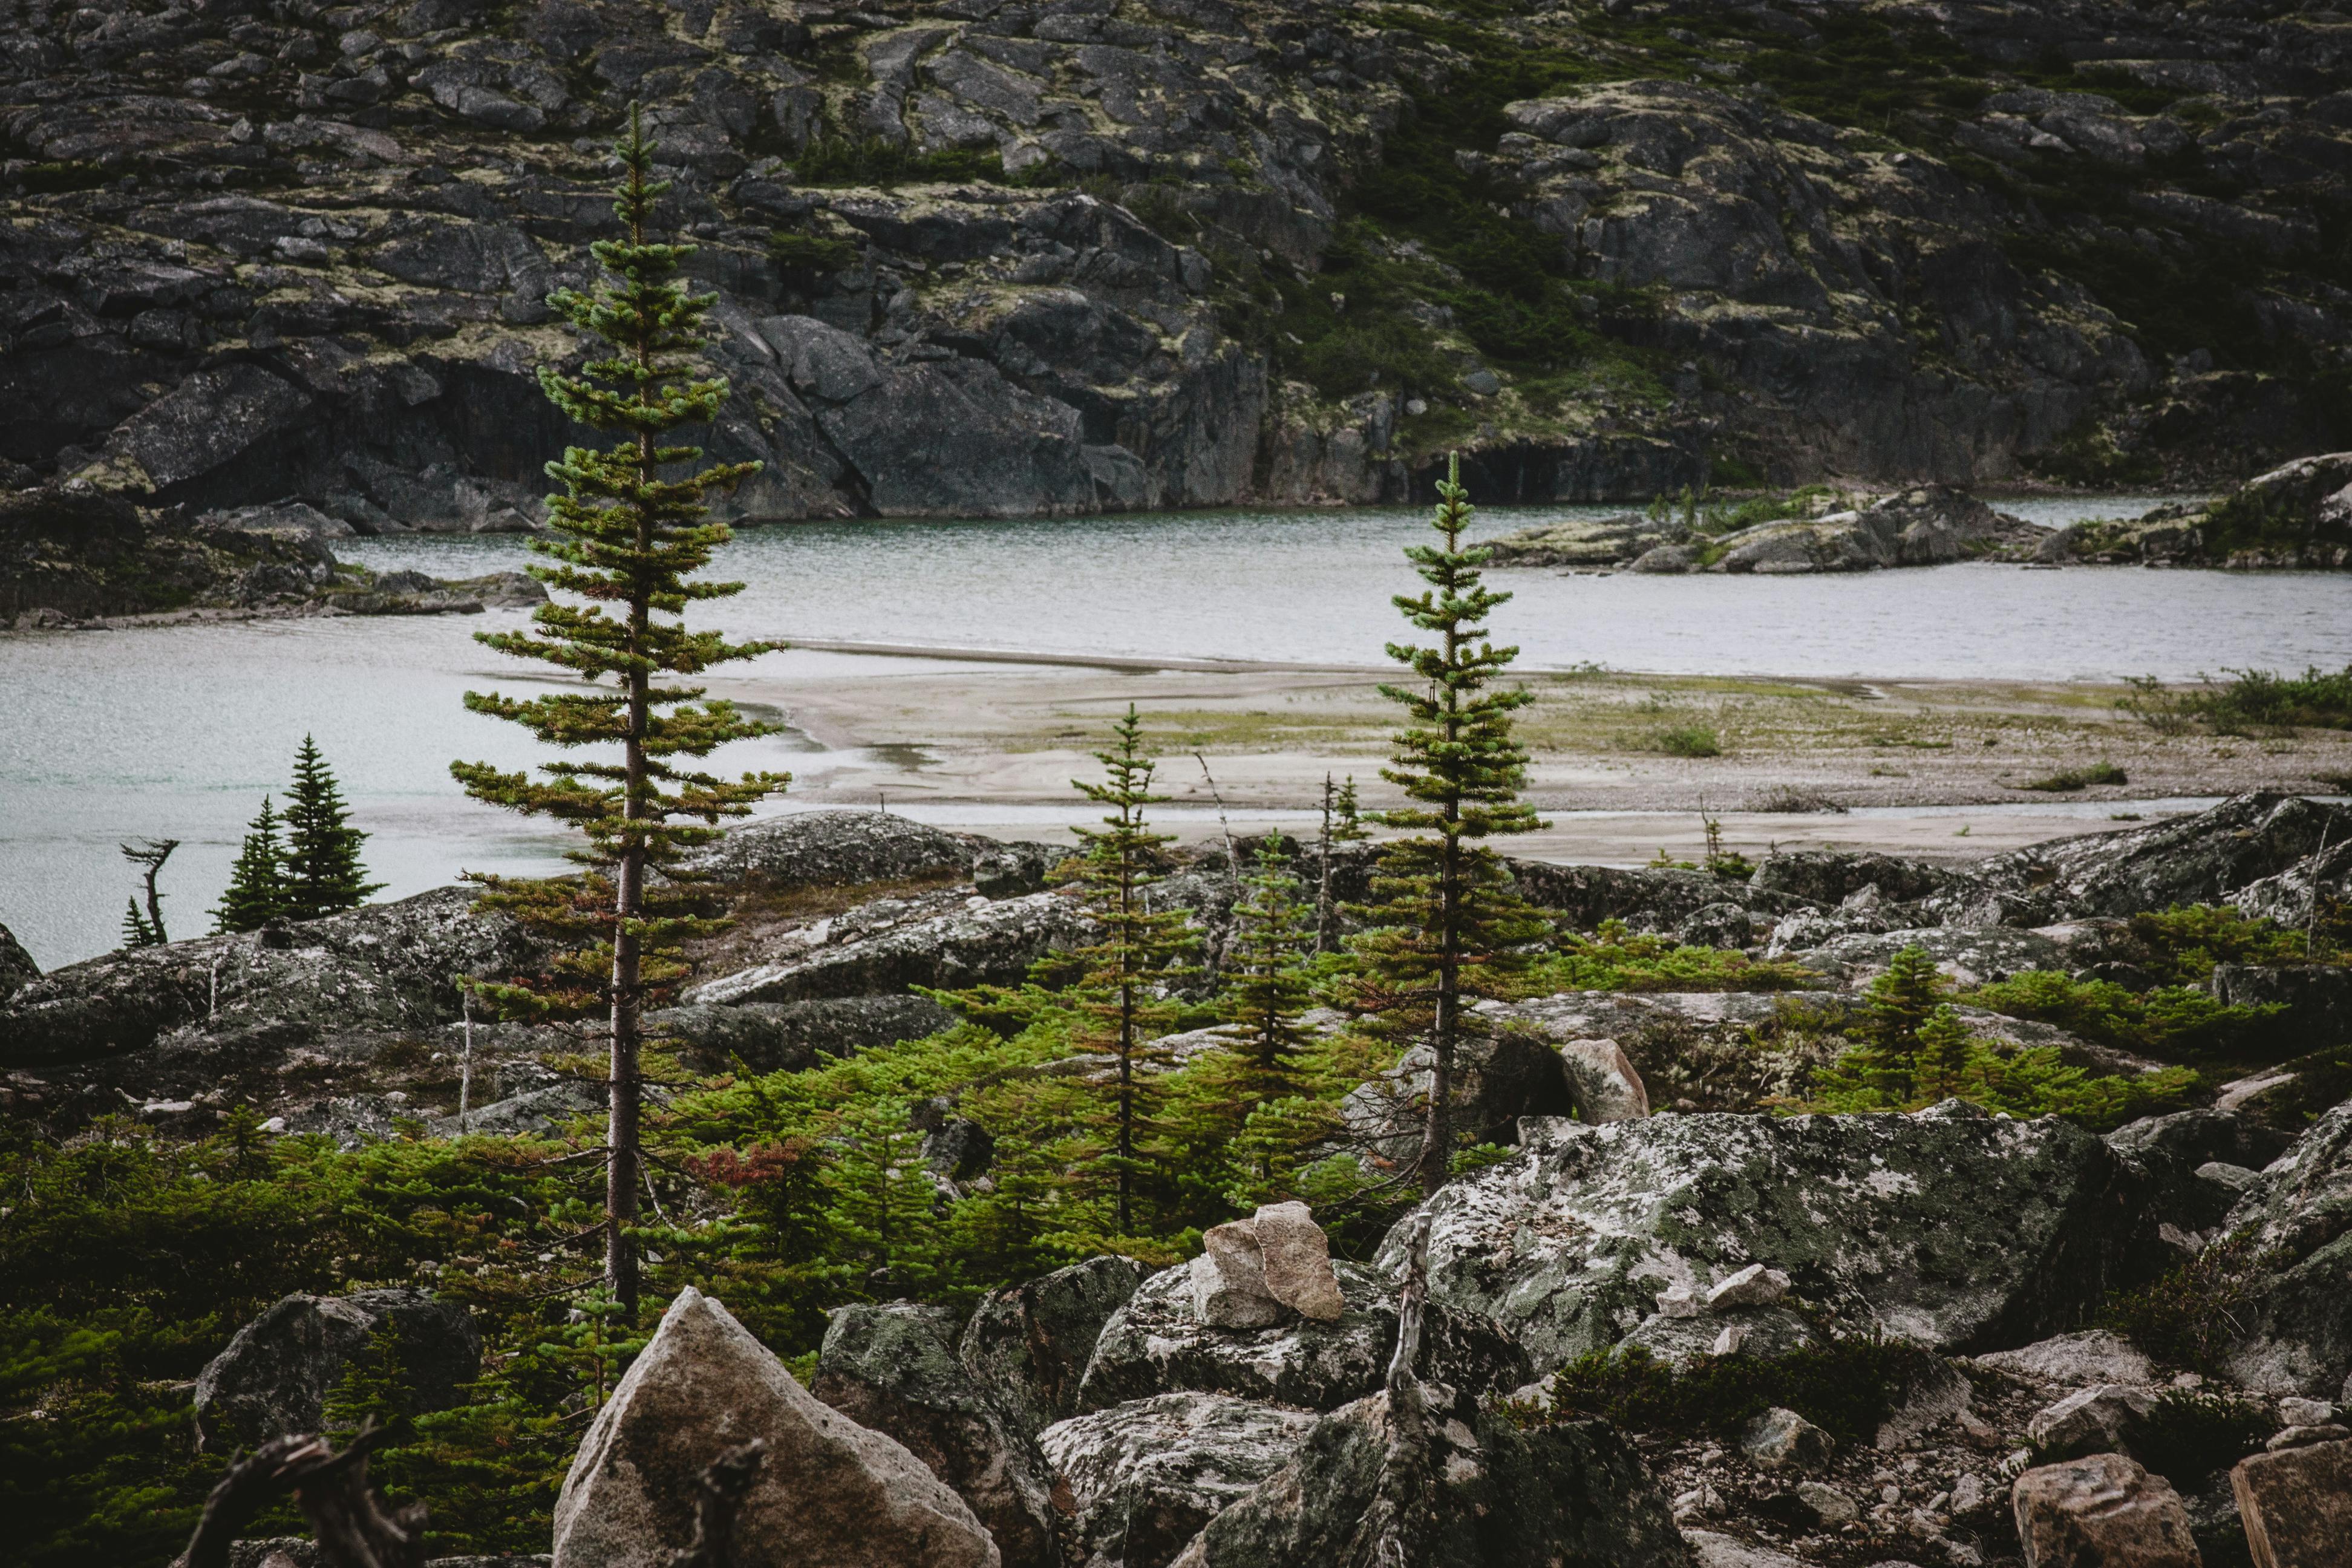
[3,0,2349,520]
[10,799,2352,1567]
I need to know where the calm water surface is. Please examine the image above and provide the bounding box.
[8,497,2350,969]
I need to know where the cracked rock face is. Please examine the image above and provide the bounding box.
[2221,1096,2352,1397]
[1039,1392,1321,1568]
[1380,1101,2151,1376]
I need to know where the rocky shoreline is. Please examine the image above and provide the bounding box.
[13,798,2350,1566]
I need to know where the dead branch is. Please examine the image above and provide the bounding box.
[176,1421,425,1568]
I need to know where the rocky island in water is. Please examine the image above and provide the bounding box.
[6,0,2352,1566]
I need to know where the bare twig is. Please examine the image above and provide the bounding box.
[177,1422,425,1568]
[667,1440,768,1568]
[1192,753,1241,876]
[1387,1209,1432,1405]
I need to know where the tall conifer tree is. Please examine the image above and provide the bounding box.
[1220,837,1315,1103]
[1062,705,1195,1240]
[282,737,381,921]
[451,108,785,1318]
[215,795,290,933]
[1347,456,1546,1197]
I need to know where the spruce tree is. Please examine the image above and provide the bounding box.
[214,795,291,934]
[282,737,381,921]
[120,897,162,949]
[1314,773,1370,953]
[1347,456,1546,1197]
[450,106,785,1318]
[1220,837,1316,1103]
[1062,705,1197,1240]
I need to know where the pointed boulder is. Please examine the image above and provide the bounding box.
[551,1287,998,1568]
[1252,1203,1344,1323]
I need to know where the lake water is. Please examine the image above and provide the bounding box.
[8,495,2351,970]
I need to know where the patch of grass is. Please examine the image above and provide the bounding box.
[1648,724,1723,759]
[2017,762,2128,791]
[1518,1337,1950,1449]
[769,229,861,286]
[2123,666,2352,737]
[792,138,1012,189]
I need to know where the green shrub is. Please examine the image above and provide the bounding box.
[2018,762,2128,792]
[2103,1230,2274,1373]
[1524,921,1818,995]
[1521,1337,1949,1448]
[2123,665,2352,736]
[1962,968,2289,1063]
[793,138,1010,188]
[1650,724,1723,758]
[771,230,861,286]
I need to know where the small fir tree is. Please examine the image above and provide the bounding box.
[1219,837,1316,1103]
[1347,456,1547,1197]
[449,107,785,1318]
[281,737,381,922]
[1314,773,1370,952]
[214,795,291,933]
[120,897,162,949]
[1061,705,1197,1240]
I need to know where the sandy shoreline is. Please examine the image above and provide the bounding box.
[696,644,2352,867]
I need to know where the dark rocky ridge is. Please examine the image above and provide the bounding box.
[2,0,2348,524]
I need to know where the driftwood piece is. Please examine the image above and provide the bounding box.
[177,1421,426,1568]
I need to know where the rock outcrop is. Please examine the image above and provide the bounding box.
[684,889,1097,1007]
[2220,1096,2352,1397]
[194,1288,479,1451]
[551,1287,998,1568]
[1484,487,2043,575]
[0,886,542,1063]
[6,0,2348,525]
[960,1255,1145,1439]
[1387,1101,2151,1374]
[1080,1256,1530,1414]
[2042,453,2352,569]
[813,1301,1062,1568]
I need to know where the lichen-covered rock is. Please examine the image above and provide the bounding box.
[2213,962,2352,1048]
[1786,925,2069,987]
[1166,1387,1693,1568]
[194,1289,479,1451]
[1508,864,1817,935]
[2106,1106,2293,1238]
[649,995,959,1074]
[961,1256,1145,1440]
[692,811,991,893]
[0,887,542,1064]
[1338,1012,1578,1161]
[1080,1259,1531,1413]
[551,1287,996,1568]
[1385,1102,2150,1375]
[1957,794,2349,924]
[814,1302,1061,1568]
[685,890,1097,1007]
[2220,1096,2352,1397]
[1973,1331,2155,1388]
[1749,849,1956,908]
[1038,1393,1320,1568]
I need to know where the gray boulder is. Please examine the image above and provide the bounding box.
[2221,1096,2352,1396]
[0,887,540,1064]
[194,1289,480,1451]
[2027,1383,2160,1460]
[961,1256,1146,1439]
[1079,1258,1531,1413]
[1338,1019,1577,1162]
[551,1287,996,1568]
[650,995,960,1073]
[1749,849,1956,907]
[1509,862,1815,935]
[1785,925,2068,987]
[693,811,987,892]
[2106,1107,2293,1236]
[2213,963,2352,1048]
[2232,837,2352,929]
[685,891,1097,1006]
[814,1302,1060,1568]
[1039,1392,1322,1568]
[1387,1101,2151,1375]
[1166,1387,1693,1568]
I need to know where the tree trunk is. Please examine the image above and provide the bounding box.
[608,508,651,1321]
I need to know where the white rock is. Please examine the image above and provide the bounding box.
[1711,1324,1749,1356]
[1950,1473,1985,1513]
[1971,1330,2154,1387]
[551,1287,996,1568]
[1705,1264,1791,1310]
[1557,1036,1650,1121]
[2279,1396,2338,1427]
[1251,1201,1344,1322]
[1655,1285,1704,1319]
